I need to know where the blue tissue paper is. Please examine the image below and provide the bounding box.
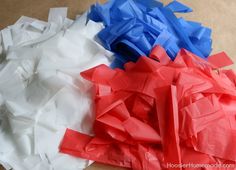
[89,0,212,68]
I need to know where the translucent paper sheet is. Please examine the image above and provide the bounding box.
[60,46,236,170]
[89,0,212,68]
[0,9,112,170]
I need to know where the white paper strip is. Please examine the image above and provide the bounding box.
[15,16,37,25]
[48,7,68,28]
[29,20,47,32]
[1,28,13,52]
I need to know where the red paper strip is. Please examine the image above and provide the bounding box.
[150,45,171,65]
[207,52,233,68]
[60,47,236,170]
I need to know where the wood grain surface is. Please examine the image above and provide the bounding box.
[0,0,236,170]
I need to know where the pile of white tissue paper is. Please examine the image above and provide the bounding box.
[0,7,112,170]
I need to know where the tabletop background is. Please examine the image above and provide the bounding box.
[0,0,236,170]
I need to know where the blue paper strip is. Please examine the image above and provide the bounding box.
[166,1,193,13]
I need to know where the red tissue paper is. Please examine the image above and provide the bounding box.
[60,45,236,170]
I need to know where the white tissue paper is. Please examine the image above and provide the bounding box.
[0,8,113,170]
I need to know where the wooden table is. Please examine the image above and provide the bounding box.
[1,0,236,170]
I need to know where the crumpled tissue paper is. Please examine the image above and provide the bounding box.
[89,0,212,68]
[0,8,112,170]
[60,46,236,170]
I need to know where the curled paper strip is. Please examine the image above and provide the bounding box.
[0,9,112,170]
[60,46,236,170]
[89,0,212,68]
